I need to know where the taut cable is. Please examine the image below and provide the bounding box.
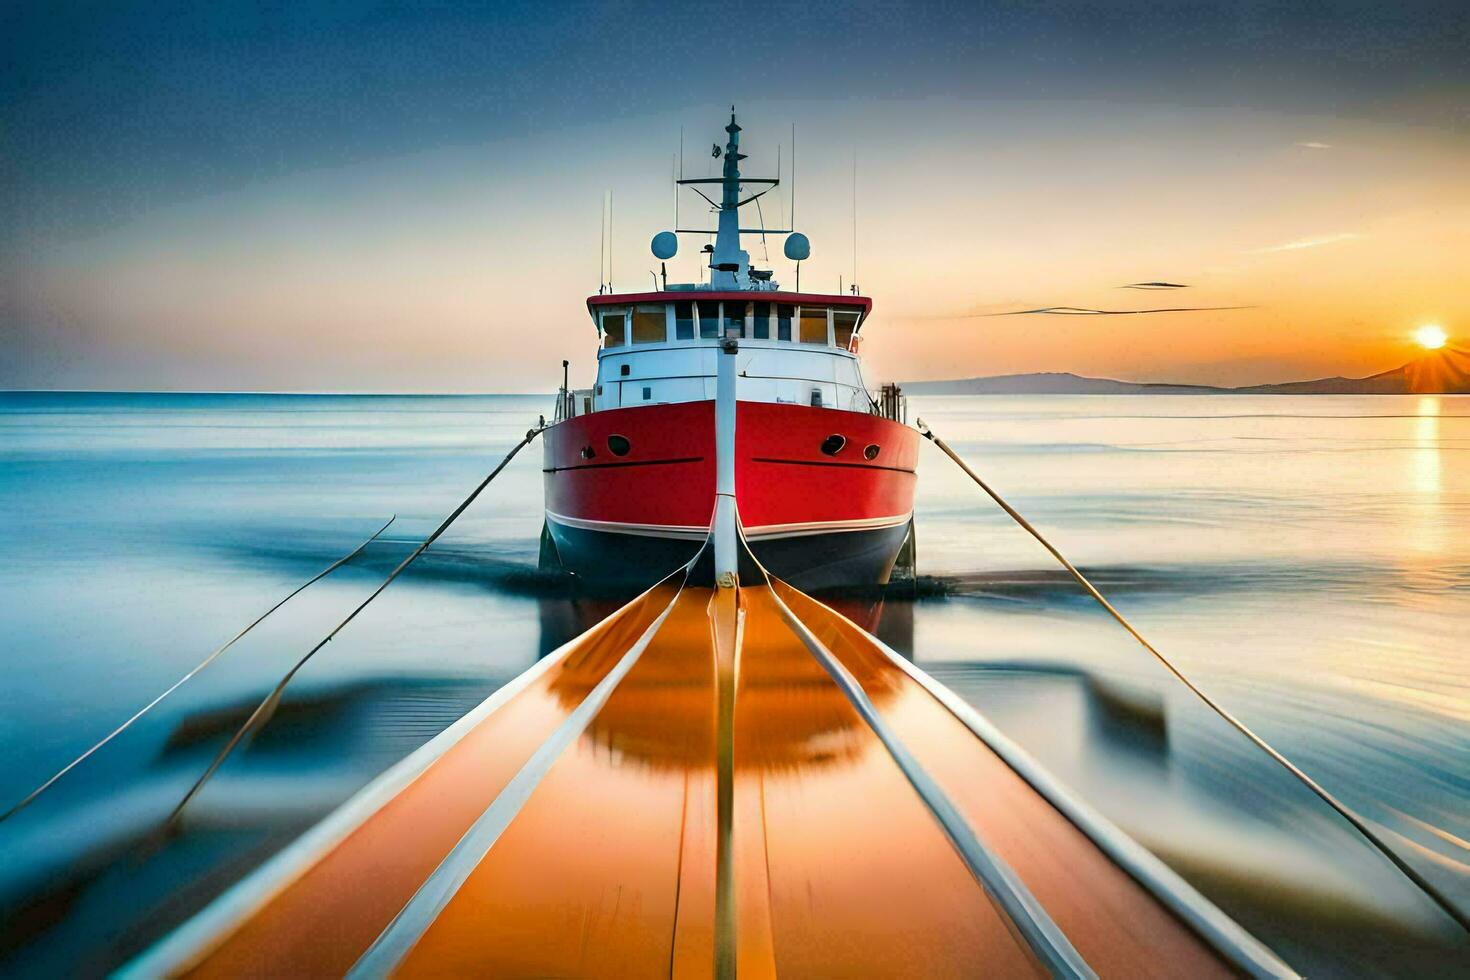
[166,426,544,829]
[0,516,396,824]
[915,417,1468,933]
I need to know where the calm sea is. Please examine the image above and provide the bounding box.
[0,392,1465,975]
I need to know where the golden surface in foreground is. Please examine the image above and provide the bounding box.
[156,581,1234,978]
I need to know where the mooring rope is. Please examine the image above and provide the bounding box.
[0,516,397,825]
[915,418,1470,933]
[166,426,544,828]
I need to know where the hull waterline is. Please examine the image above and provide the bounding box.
[544,513,913,592]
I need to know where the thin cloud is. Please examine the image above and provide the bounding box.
[1252,232,1361,253]
[983,305,1252,317]
[1295,141,1333,150]
[1121,281,1189,290]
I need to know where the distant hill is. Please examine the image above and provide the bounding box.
[902,372,1224,395]
[905,348,1470,395]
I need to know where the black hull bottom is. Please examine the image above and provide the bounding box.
[543,519,913,594]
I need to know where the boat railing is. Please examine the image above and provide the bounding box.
[554,387,594,422]
[873,382,907,423]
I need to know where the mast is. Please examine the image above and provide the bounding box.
[710,108,750,289]
[669,109,787,291]
[711,112,742,577]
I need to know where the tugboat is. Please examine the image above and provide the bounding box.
[542,110,916,591]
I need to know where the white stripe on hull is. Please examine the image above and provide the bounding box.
[545,509,911,541]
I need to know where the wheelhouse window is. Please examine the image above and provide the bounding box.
[751,302,771,339]
[723,301,746,338]
[674,301,695,340]
[631,304,667,344]
[776,304,794,341]
[697,300,721,339]
[798,306,829,345]
[833,309,860,350]
[601,310,627,348]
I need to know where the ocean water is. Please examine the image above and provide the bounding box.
[0,391,1465,975]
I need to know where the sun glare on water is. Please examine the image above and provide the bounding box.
[1414,325,1448,350]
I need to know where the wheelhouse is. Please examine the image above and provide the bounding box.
[585,291,874,413]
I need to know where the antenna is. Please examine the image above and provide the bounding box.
[776,142,782,241]
[852,148,858,293]
[599,192,606,293]
[790,123,797,229]
[608,190,613,292]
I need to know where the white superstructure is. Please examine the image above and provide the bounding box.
[589,298,872,412]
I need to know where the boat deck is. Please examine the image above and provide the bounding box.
[124,576,1289,978]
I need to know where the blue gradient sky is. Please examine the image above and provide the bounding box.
[3,1,1468,390]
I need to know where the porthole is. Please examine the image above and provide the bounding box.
[863,444,880,460]
[580,446,596,460]
[820,434,846,456]
[607,434,631,457]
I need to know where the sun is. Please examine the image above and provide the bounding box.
[1414,325,1448,350]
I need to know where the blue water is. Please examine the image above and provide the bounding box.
[1,391,1466,975]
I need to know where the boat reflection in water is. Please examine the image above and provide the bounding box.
[121,573,1278,978]
[535,588,914,662]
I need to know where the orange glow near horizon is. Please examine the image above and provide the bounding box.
[8,102,1470,391]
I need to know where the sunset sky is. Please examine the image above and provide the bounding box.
[3,2,1468,391]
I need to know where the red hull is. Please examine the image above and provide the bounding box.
[543,401,918,588]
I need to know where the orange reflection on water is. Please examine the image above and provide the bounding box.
[1390,393,1460,620]
[1408,396,1444,557]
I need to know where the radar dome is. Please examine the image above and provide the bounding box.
[651,231,678,260]
[783,232,811,261]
